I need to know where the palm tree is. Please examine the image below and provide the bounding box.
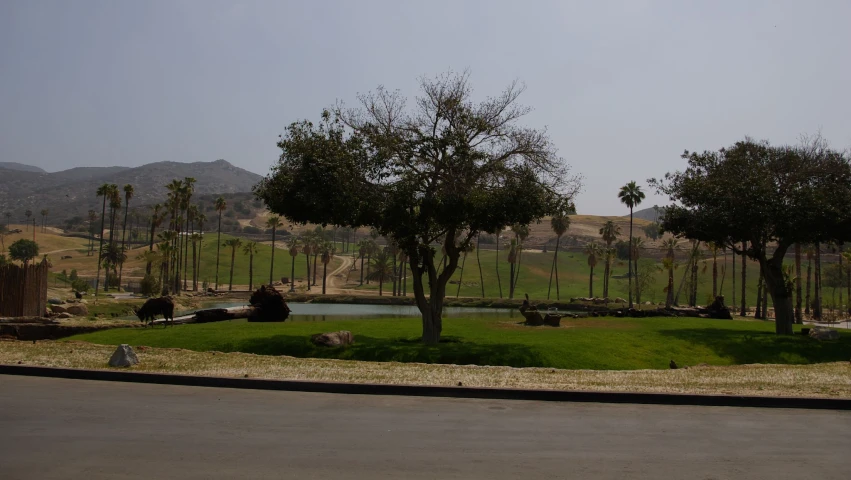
[598,221,620,298]
[94,184,111,298]
[101,243,126,290]
[213,196,227,290]
[242,241,258,291]
[117,184,134,290]
[547,213,570,300]
[321,242,335,294]
[24,209,32,231]
[287,236,301,292]
[189,233,202,291]
[181,178,196,291]
[146,204,163,274]
[156,241,173,293]
[618,181,645,308]
[584,242,600,298]
[40,209,48,232]
[366,248,394,296]
[266,215,284,285]
[223,237,242,291]
[106,184,120,250]
[661,238,679,308]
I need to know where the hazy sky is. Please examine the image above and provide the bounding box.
[1,1,849,215]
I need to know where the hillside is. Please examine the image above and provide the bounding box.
[629,206,666,222]
[0,162,46,173]
[0,159,262,224]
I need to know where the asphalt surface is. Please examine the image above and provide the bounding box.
[1,375,849,479]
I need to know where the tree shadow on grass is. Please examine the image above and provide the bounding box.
[234,334,548,368]
[657,327,851,365]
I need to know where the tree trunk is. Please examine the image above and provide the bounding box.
[495,235,503,298]
[740,242,747,316]
[628,208,633,308]
[666,267,674,308]
[555,238,561,300]
[392,252,398,296]
[192,240,198,291]
[731,247,736,307]
[409,239,460,345]
[476,235,485,298]
[322,260,327,295]
[359,255,364,286]
[118,200,130,291]
[755,268,764,319]
[712,251,717,298]
[589,266,594,298]
[94,195,107,298]
[214,213,222,290]
[229,248,235,291]
[290,255,296,292]
[509,262,515,299]
[814,242,822,320]
[248,253,254,292]
[270,228,276,286]
[634,255,639,304]
[312,253,318,286]
[306,255,311,291]
[456,252,467,298]
[795,244,802,323]
[759,256,794,335]
[547,237,560,300]
[378,270,383,296]
[805,254,812,316]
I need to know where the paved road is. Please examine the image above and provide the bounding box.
[1,375,849,479]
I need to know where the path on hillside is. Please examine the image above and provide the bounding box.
[3,375,849,480]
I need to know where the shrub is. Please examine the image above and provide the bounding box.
[69,269,79,281]
[139,273,161,297]
[243,226,261,234]
[71,278,89,292]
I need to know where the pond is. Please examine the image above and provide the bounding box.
[204,302,528,322]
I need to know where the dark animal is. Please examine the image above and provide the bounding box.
[74,291,83,299]
[133,296,175,327]
[669,360,678,370]
[61,255,72,260]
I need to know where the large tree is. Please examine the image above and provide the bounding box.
[255,72,580,343]
[650,138,851,335]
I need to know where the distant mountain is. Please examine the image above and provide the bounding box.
[628,206,666,222]
[0,159,263,223]
[0,162,46,173]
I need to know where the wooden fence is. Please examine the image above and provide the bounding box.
[0,259,49,317]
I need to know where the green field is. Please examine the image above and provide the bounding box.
[68,315,850,370]
[353,246,797,309]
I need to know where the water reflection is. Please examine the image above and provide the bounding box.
[206,302,522,322]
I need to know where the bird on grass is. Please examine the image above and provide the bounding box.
[669,360,678,370]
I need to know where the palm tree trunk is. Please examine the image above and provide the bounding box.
[146,218,157,275]
[547,239,557,300]
[379,270,384,296]
[509,262,515,299]
[312,253,318,286]
[634,254,639,304]
[365,253,370,285]
[306,255,311,291]
[290,255,296,292]
[248,252,254,292]
[814,242,822,320]
[456,252,467,298]
[627,207,634,307]
[476,235,485,298]
[192,240,197,292]
[94,195,107,298]
[495,235,503,298]
[183,218,189,291]
[512,246,523,296]
[740,241,747,316]
[589,266,594,298]
[666,266,674,308]
[270,228,276,286]
[555,238,561,300]
[359,255,364,286]
[214,212,222,290]
[229,247,236,291]
[322,260,327,295]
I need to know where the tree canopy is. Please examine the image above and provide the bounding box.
[9,239,39,266]
[255,72,581,343]
[650,137,851,334]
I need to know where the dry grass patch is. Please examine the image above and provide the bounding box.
[2,340,849,398]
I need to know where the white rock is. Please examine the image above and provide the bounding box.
[108,344,139,367]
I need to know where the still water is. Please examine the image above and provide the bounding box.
[207,302,523,322]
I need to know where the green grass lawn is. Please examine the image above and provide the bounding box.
[68,315,851,370]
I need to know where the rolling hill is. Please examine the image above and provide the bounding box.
[0,159,263,224]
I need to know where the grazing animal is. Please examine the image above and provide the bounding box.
[134,296,175,327]
[61,255,73,260]
[74,291,83,299]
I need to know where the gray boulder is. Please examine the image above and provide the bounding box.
[66,304,89,316]
[48,298,63,305]
[809,327,840,341]
[311,331,354,347]
[50,304,68,314]
[108,344,139,367]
